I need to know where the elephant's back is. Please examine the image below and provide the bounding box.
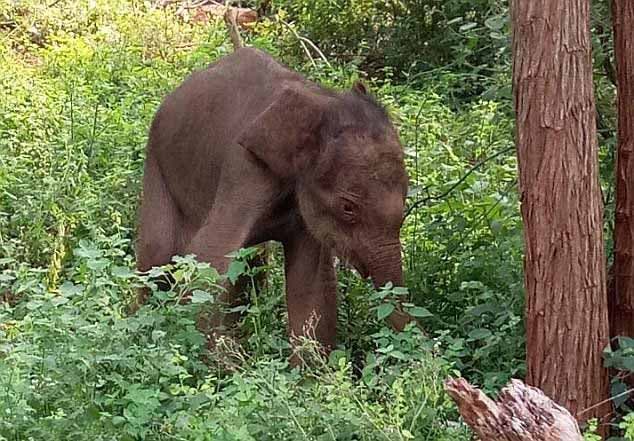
[145,48,303,223]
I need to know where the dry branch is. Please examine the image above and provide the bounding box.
[445,378,583,441]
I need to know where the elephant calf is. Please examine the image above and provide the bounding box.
[137,48,410,352]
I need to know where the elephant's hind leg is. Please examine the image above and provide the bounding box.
[134,154,181,310]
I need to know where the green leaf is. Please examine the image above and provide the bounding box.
[87,258,109,271]
[490,219,503,234]
[112,266,134,278]
[59,281,83,297]
[26,300,43,310]
[467,304,496,317]
[391,286,409,296]
[74,240,102,259]
[484,15,506,31]
[611,380,629,408]
[618,337,634,350]
[112,416,126,426]
[446,17,463,25]
[490,31,507,40]
[408,306,433,318]
[460,281,485,291]
[151,330,166,341]
[621,356,634,372]
[226,260,247,284]
[172,268,185,283]
[468,328,492,340]
[0,272,15,282]
[389,350,407,360]
[51,296,69,306]
[377,303,395,320]
[328,349,347,367]
[190,290,214,304]
[407,185,424,197]
[402,429,414,439]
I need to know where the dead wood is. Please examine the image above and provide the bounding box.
[445,378,583,441]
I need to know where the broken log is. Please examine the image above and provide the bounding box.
[444,377,583,440]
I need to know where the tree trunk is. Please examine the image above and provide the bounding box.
[511,0,611,426]
[610,0,634,340]
[445,378,583,440]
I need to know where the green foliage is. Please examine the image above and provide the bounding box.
[270,0,510,87]
[0,0,234,273]
[620,413,634,440]
[391,89,522,389]
[584,419,603,441]
[1,241,469,440]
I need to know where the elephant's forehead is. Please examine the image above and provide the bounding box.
[358,144,407,185]
[335,129,402,159]
[335,158,408,196]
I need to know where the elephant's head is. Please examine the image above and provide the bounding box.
[238,82,410,329]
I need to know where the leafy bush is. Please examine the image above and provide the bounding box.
[1,242,469,440]
[270,0,510,85]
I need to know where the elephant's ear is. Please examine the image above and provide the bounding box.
[351,80,368,95]
[237,87,325,179]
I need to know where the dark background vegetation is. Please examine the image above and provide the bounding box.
[0,0,623,439]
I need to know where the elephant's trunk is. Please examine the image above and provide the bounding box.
[367,241,412,331]
[367,240,403,286]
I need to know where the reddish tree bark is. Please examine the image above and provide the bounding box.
[511,0,611,426]
[610,1,634,340]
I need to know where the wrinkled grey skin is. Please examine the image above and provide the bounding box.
[136,48,410,353]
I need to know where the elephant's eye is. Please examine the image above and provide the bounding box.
[341,200,357,223]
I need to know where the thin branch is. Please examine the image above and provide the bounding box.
[277,18,332,69]
[298,39,317,68]
[85,101,99,161]
[296,35,332,69]
[404,145,515,219]
[577,387,634,417]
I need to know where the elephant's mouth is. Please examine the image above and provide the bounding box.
[337,248,370,279]
[352,260,370,279]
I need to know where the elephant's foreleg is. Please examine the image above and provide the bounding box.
[181,206,257,346]
[283,230,337,362]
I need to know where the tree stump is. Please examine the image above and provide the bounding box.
[444,378,583,440]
